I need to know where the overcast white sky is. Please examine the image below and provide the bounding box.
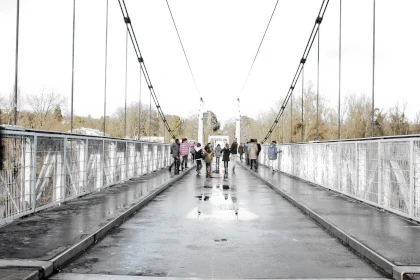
[1,0,419,127]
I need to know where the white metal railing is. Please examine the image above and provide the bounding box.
[259,136,420,222]
[0,128,171,224]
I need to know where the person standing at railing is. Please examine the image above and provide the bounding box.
[248,139,258,171]
[179,138,190,171]
[230,139,238,172]
[169,139,180,174]
[268,140,281,174]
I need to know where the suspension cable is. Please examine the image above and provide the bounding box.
[239,0,279,96]
[338,0,342,139]
[70,0,75,132]
[261,0,329,144]
[301,66,304,142]
[316,26,320,141]
[124,28,128,138]
[103,0,109,136]
[118,0,176,140]
[371,0,376,137]
[165,0,201,99]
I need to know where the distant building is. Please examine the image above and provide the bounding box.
[138,136,164,143]
[70,127,110,137]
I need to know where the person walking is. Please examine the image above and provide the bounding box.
[203,144,213,178]
[255,139,261,169]
[220,143,231,171]
[190,141,196,164]
[195,143,203,175]
[214,144,222,170]
[248,139,259,170]
[169,139,180,174]
[230,139,238,172]
[238,143,244,161]
[267,140,281,174]
[179,138,190,171]
[245,142,249,165]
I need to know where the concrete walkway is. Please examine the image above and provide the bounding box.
[0,167,191,280]
[53,164,387,279]
[244,161,420,279]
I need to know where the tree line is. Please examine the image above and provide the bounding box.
[1,83,419,144]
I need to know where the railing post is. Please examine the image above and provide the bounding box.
[337,142,341,191]
[355,142,359,197]
[100,140,104,189]
[378,141,382,205]
[32,135,37,212]
[409,139,414,218]
[62,136,67,201]
[84,139,89,192]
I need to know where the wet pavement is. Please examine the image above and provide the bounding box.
[57,164,387,279]
[0,169,179,260]
[249,163,420,267]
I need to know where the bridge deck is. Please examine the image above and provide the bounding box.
[54,164,384,279]
[1,161,419,279]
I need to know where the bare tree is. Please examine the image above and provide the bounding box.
[26,89,67,130]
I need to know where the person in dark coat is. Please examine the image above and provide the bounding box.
[169,139,180,174]
[255,139,261,169]
[220,143,231,171]
[238,143,244,161]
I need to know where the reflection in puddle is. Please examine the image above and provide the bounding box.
[185,207,258,220]
[188,183,258,220]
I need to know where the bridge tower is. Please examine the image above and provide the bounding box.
[235,98,241,145]
[198,97,204,145]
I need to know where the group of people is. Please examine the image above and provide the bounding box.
[169,137,281,177]
[242,139,261,170]
[242,139,281,173]
[169,138,194,174]
[169,138,241,178]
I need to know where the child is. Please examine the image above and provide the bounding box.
[194,143,203,175]
[203,144,213,178]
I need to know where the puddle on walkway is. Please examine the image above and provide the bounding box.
[185,207,258,220]
[188,183,258,220]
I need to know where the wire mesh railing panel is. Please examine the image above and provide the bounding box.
[103,141,116,186]
[256,136,419,221]
[66,138,88,198]
[280,145,293,174]
[135,143,143,176]
[0,134,35,219]
[380,141,410,214]
[152,144,158,171]
[116,142,127,181]
[36,137,65,207]
[127,142,136,178]
[291,145,300,177]
[1,129,170,223]
[313,144,324,186]
[339,143,357,196]
[142,144,149,174]
[325,143,339,190]
[166,145,171,166]
[87,140,103,191]
[357,142,379,203]
[414,141,420,218]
